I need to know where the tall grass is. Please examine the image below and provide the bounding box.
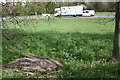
[2,17,119,78]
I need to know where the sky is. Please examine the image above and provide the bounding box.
[0,0,117,3]
[0,0,26,3]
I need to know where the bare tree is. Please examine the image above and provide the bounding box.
[112,1,120,60]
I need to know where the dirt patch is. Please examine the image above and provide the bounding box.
[2,56,62,76]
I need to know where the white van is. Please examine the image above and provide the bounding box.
[82,10,95,16]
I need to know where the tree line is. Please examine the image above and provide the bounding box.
[1,2,115,17]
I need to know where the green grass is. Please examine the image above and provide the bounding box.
[95,12,115,16]
[2,17,119,78]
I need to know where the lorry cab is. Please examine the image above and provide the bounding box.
[54,8,61,17]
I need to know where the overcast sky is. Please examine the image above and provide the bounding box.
[0,0,117,3]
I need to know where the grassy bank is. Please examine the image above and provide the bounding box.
[2,17,119,78]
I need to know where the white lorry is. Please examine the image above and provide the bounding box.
[54,5,95,17]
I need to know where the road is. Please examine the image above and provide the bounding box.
[1,15,115,20]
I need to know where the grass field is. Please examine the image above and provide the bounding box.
[95,12,115,16]
[2,17,120,78]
